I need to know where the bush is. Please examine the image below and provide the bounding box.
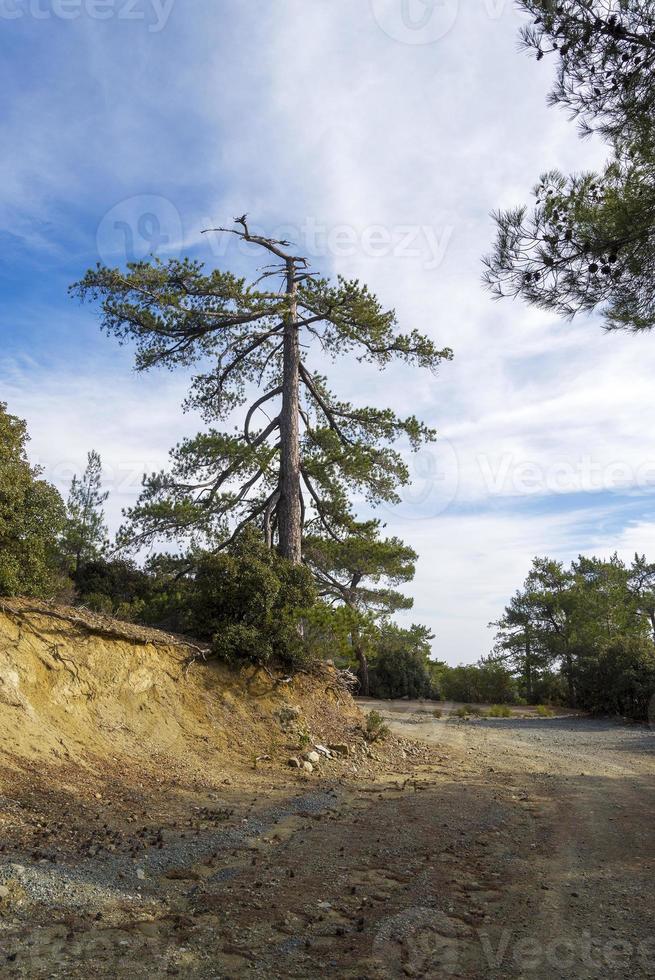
[365,710,390,741]
[367,624,436,700]
[184,530,316,669]
[450,705,482,719]
[73,558,154,617]
[0,404,65,597]
[535,704,555,718]
[487,704,512,718]
[574,636,655,720]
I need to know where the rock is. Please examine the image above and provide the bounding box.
[302,761,314,774]
[288,757,302,768]
[0,885,10,899]
[315,744,332,758]
[328,743,349,757]
[136,867,146,880]
[304,751,320,765]
[277,705,301,725]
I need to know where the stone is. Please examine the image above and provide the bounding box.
[0,885,10,899]
[328,743,349,757]
[288,757,301,768]
[277,705,301,725]
[315,745,332,758]
[304,751,320,765]
[302,761,314,773]
[136,867,146,880]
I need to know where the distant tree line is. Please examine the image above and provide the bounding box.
[492,554,655,720]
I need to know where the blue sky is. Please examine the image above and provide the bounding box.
[2,0,655,663]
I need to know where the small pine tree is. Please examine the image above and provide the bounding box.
[304,522,416,695]
[63,450,109,574]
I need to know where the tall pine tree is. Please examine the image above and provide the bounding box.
[72,218,451,562]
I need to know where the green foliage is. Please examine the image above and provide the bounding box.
[182,530,316,668]
[305,522,417,692]
[487,704,512,718]
[485,1,655,331]
[367,623,436,700]
[436,659,518,705]
[0,403,65,597]
[575,635,655,718]
[72,557,155,622]
[72,238,451,555]
[364,710,389,742]
[61,450,109,573]
[494,552,655,719]
[304,524,416,617]
[451,705,477,719]
[535,705,555,718]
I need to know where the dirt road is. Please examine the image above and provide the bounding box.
[2,706,654,978]
[360,702,655,979]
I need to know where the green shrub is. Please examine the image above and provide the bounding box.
[0,404,65,598]
[367,624,436,700]
[487,704,512,718]
[365,710,390,741]
[450,704,482,718]
[535,704,555,717]
[184,530,316,669]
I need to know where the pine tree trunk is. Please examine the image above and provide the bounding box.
[352,626,370,697]
[565,650,576,707]
[277,262,302,563]
[525,633,533,703]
